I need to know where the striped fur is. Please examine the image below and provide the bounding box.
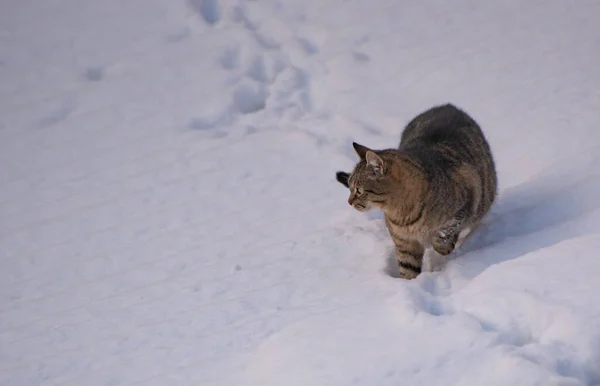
[336,103,497,279]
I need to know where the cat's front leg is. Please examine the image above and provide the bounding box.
[394,239,425,279]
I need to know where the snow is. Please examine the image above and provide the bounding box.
[1,0,600,385]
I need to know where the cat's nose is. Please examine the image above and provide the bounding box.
[348,195,355,205]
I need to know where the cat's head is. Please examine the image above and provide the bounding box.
[336,142,389,212]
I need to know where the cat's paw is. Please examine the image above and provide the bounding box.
[432,242,454,256]
[432,231,458,256]
[398,270,419,280]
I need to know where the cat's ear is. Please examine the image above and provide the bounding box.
[366,151,384,174]
[352,142,370,160]
[335,171,350,188]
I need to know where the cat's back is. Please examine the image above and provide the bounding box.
[398,104,495,172]
[399,103,480,149]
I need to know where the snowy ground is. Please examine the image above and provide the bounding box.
[2,0,600,385]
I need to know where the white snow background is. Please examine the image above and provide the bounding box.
[1,0,600,385]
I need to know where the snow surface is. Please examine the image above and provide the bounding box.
[1,0,600,385]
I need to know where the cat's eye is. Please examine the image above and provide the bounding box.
[356,188,363,195]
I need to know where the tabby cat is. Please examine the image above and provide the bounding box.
[336,103,497,279]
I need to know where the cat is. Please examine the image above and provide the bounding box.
[335,103,497,279]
